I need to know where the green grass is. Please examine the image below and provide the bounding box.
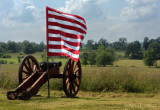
[2,53,160,109]
[1,89,160,110]
[1,52,160,93]
[1,59,160,93]
[0,52,67,65]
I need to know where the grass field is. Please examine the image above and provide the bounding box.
[1,54,160,92]
[1,52,160,109]
[1,89,160,110]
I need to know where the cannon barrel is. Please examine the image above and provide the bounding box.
[40,61,62,71]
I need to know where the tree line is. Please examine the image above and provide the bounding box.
[0,40,46,56]
[80,37,160,67]
[1,36,160,67]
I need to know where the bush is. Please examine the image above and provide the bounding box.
[0,53,3,58]
[96,51,114,66]
[0,60,7,64]
[143,50,156,67]
[10,62,14,64]
[2,54,11,58]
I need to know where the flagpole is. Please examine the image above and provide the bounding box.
[47,56,50,98]
[46,6,50,98]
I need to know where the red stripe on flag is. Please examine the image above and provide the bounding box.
[48,37,81,47]
[48,45,79,54]
[48,14,87,30]
[47,52,79,62]
[48,29,84,40]
[48,22,86,34]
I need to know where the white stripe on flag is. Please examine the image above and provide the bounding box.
[48,10,86,25]
[48,18,86,32]
[48,41,80,50]
[48,25,86,37]
[48,33,82,43]
[48,49,79,58]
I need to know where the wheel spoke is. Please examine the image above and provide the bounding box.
[27,59,31,70]
[67,82,70,91]
[69,60,73,73]
[72,81,75,93]
[76,75,81,79]
[73,62,77,72]
[30,60,34,71]
[73,80,79,88]
[66,77,69,83]
[33,65,36,71]
[24,63,31,73]
[69,81,72,95]
[23,77,28,80]
[74,68,79,73]
[22,70,30,75]
[67,65,71,74]
[71,60,74,71]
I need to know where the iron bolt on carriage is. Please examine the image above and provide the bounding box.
[7,55,82,100]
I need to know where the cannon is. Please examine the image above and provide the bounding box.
[7,55,82,100]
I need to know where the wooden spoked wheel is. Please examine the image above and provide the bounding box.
[63,58,82,97]
[18,55,40,84]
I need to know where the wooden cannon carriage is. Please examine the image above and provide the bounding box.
[7,55,82,100]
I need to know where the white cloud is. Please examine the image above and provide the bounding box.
[121,0,158,22]
[59,0,106,20]
[0,0,45,42]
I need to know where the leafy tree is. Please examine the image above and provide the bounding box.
[17,42,23,52]
[98,38,108,48]
[39,41,46,52]
[105,48,115,56]
[96,51,114,66]
[119,37,127,50]
[148,42,160,59]
[94,41,99,50]
[31,42,38,52]
[0,46,4,57]
[24,43,35,54]
[112,41,121,50]
[156,37,160,44]
[111,37,127,50]
[96,51,108,66]
[22,40,30,52]
[97,45,105,53]
[0,42,7,52]
[86,40,94,50]
[144,50,156,68]
[0,46,4,53]
[125,41,143,59]
[88,51,96,66]
[7,41,18,53]
[149,39,156,45]
[96,46,115,67]
[143,37,149,50]
[81,52,88,67]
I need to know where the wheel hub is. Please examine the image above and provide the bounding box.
[70,72,76,80]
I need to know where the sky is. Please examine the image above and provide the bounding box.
[0,0,160,43]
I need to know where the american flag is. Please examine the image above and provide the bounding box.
[46,6,87,62]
